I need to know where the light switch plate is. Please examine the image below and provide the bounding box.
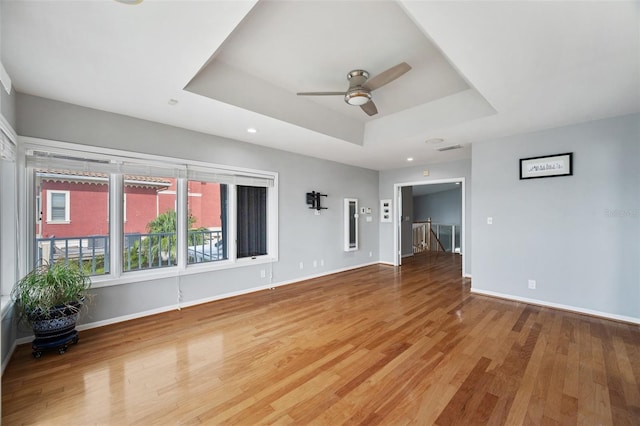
[487,217,493,225]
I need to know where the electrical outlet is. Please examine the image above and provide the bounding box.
[487,217,493,225]
[369,251,373,257]
[528,279,536,289]
[299,262,304,270]
[260,269,266,278]
[320,259,324,267]
[313,260,317,268]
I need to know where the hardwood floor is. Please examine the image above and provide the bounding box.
[3,253,639,425]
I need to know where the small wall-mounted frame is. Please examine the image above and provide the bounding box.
[380,199,392,223]
[344,198,358,251]
[520,153,573,180]
[306,191,327,210]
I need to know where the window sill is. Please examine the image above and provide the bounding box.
[45,220,71,225]
[90,256,277,289]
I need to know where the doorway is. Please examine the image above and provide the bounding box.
[393,178,466,276]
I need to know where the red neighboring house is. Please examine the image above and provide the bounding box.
[36,170,222,239]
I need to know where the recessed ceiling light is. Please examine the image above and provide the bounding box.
[407,157,414,162]
[114,0,143,4]
[168,99,178,106]
[425,138,444,145]
[247,128,258,134]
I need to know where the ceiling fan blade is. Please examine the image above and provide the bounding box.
[360,100,378,116]
[364,62,412,91]
[297,92,345,96]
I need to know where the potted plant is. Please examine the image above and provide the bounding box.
[11,261,91,358]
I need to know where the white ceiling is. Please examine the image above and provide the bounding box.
[2,1,638,171]
[185,0,476,145]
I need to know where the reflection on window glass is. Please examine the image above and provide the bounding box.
[35,169,110,276]
[123,175,177,272]
[187,182,227,264]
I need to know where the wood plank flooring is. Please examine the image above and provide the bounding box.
[3,253,639,424]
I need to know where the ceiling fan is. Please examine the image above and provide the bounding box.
[296,62,412,116]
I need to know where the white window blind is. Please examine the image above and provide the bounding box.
[186,165,274,187]
[26,151,121,174]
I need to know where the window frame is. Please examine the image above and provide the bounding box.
[186,180,227,266]
[46,189,70,224]
[19,137,279,289]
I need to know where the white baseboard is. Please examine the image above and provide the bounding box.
[470,288,640,325]
[2,261,389,371]
[378,261,395,266]
[22,261,382,337]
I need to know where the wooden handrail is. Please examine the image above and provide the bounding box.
[430,228,446,252]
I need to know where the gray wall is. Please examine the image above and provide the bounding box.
[472,113,640,320]
[414,187,462,225]
[12,93,380,333]
[379,159,472,273]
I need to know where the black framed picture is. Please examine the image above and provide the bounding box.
[520,152,573,180]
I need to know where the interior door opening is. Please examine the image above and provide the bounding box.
[393,178,466,277]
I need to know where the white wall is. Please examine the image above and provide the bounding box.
[379,159,472,273]
[472,113,640,321]
[12,93,380,335]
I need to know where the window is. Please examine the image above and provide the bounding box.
[47,190,70,223]
[123,175,177,272]
[237,185,267,258]
[36,169,110,276]
[187,181,227,264]
[25,141,278,285]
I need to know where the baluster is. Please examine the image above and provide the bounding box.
[91,237,97,274]
[78,238,84,271]
[49,238,55,265]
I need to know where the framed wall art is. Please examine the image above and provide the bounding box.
[520,152,573,180]
[380,199,392,223]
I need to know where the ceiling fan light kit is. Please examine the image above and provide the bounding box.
[345,89,371,106]
[297,62,411,116]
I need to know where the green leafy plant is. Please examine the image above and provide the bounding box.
[147,210,186,264]
[11,261,91,325]
[124,210,207,270]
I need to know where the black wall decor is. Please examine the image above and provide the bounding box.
[306,191,327,211]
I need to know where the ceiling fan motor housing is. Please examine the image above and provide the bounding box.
[345,70,372,105]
